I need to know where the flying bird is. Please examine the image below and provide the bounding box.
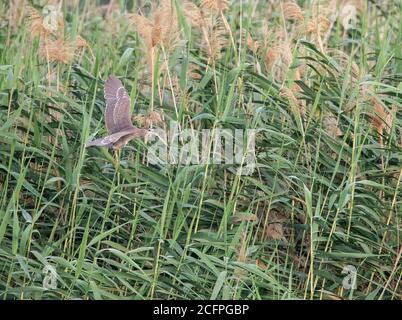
[86,75,149,149]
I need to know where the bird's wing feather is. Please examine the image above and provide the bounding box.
[85,137,113,148]
[86,129,138,148]
[104,76,133,134]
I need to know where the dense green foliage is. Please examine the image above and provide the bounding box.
[0,0,401,299]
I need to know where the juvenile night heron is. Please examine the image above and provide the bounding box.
[86,75,149,149]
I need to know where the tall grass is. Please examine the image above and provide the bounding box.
[0,0,401,300]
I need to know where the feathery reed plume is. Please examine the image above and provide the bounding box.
[135,110,164,128]
[74,35,95,61]
[264,33,298,84]
[304,2,336,52]
[264,47,279,72]
[280,86,306,118]
[129,1,180,51]
[263,210,287,241]
[323,114,343,138]
[202,18,228,61]
[9,0,27,31]
[129,0,181,73]
[182,1,232,63]
[152,14,162,47]
[129,0,182,117]
[75,35,89,49]
[201,0,229,13]
[182,1,205,28]
[341,0,365,9]
[280,87,296,105]
[154,0,181,51]
[280,39,294,70]
[306,15,330,34]
[26,4,65,39]
[282,1,304,22]
[148,110,164,125]
[246,32,260,54]
[207,0,235,60]
[369,96,395,145]
[188,63,203,80]
[279,1,334,52]
[129,11,159,87]
[26,6,49,38]
[234,231,248,278]
[328,49,360,81]
[39,38,74,64]
[129,13,154,45]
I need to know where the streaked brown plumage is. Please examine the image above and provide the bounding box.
[86,75,149,149]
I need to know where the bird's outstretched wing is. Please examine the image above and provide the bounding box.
[86,129,140,148]
[104,75,134,134]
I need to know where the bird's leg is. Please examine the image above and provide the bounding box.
[113,148,121,171]
[113,148,122,186]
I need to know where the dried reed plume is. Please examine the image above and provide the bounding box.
[9,0,27,31]
[280,86,306,118]
[246,32,260,54]
[38,34,89,64]
[278,1,335,53]
[188,63,203,80]
[26,6,50,38]
[306,15,331,34]
[75,35,89,49]
[129,13,155,48]
[182,0,231,63]
[328,49,360,82]
[202,19,228,61]
[129,0,183,117]
[135,110,164,129]
[262,209,288,242]
[264,47,279,72]
[369,96,395,145]
[182,1,205,28]
[201,0,229,13]
[129,0,180,53]
[282,1,304,22]
[323,114,343,138]
[234,231,248,278]
[264,33,299,84]
[39,38,74,64]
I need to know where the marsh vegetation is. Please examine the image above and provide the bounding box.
[0,0,401,299]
